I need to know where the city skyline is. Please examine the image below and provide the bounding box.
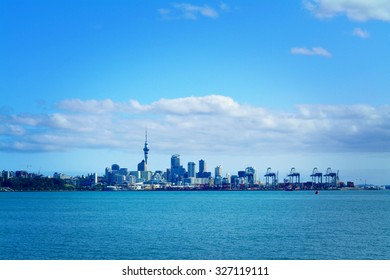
[1,1,390,184]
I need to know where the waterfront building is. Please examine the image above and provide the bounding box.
[199,159,206,173]
[154,170,164,179]
[213,165,222,187]
[225,173,231,185]
[105,167,112,183]
[15,171,29,178]
[127,175,136,184]
[137,160,147,172]
[222,177,230,186]
[245,166,256,185]
[140,171,152,181]
[1,171,12,180]
[53,172,71,180]
[171,154,180,169]
[215,176,222,187]
[196,159,211,178]
[136,177,146,183]
[130,171,141,179]
[170,154,186,183]
[188,162,196,178]
[184,177,196,185]
[194,177,210,185]
[105,164,121,184]
[166,168,171,182]
[151,172,164,183]
[231,175,239,187]
[215,165,222,178]
[93,173,98,185]
[119,168,128,176]
[111,164,120,171]
[114,174,126,185]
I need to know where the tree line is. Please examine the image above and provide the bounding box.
[0,177,82,191]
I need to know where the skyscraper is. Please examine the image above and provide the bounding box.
[215,165,223,187]
[215,165,222,178]
[245,166,256,185]
[199,159,206,173]
[197,159,211,179]
[171,154,180,170]
[188,162,196,178]
[137,160,146,172]
[111,164,120,171]
[170,154,185,183]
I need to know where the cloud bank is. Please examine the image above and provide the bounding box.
[1,95,389,156]
[304,0,390,21]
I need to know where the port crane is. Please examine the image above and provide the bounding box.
[264,168,278,187]
[310,168,322,188]
[324,167,338,188]
[287,167,300,184]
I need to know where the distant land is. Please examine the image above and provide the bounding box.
[1,169,389,192]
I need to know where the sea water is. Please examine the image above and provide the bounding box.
[0,191,389,260]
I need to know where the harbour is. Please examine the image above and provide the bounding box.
[1,190,389,260]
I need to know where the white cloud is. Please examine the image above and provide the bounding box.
[58,99,117,114]
[159,3,219,20]
[59,95,262,117]
[1,96,390,156]
[353,27,370,38]
[291,47,332,57]
[150,95,241,115]
[304,0,390,21]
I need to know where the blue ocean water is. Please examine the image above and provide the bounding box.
[0,191,389,260]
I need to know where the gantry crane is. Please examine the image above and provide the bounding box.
[264,167,278,187]
[287,167,300,184]
[310,168,323,188]
[324,167,339,188]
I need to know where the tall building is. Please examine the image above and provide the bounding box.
[137,160,147,172]
[171,154,180,170]
[166,168,171,182]
[188,162,196,178]
[93,173,98,185]
[143,129,149,165]
[196,159,211,178]
[170,154,185,183]
[245,167,256,185]
[119,168,128,176]
[215,165,222,178]
[214,165,223,187]
[199,159,206,173]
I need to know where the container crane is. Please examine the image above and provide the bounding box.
[264,167,278,187]
[287,167,300,184]
[310,168,322,187]
[324,167,338,188]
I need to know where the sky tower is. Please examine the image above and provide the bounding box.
[143,129,149,165]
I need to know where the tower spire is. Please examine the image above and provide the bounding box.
[143,129,149,165]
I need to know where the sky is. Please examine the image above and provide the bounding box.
[1,0,390,185]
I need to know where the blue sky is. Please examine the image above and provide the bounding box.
[1,0,390,184]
